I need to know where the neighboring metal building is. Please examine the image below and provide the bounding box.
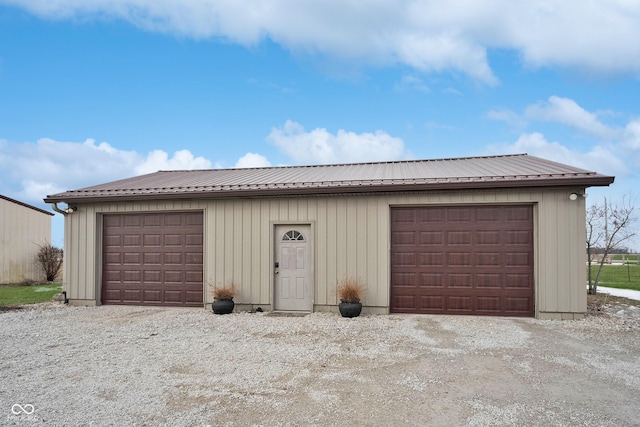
[1,195,54,284]
[44,154,614,319]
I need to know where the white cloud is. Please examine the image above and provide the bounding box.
[135,149,211,174]
[623,118,640,150]
[267,120,408,164]
[0,137,211,206]
[485,108,526,128]
[234,152,272,168]
[8,0,640,82]
[525,96,619,139]
[487,132,625,176]
[395,75,431,93]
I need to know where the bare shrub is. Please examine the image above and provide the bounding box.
[36,242,63,282]
[336,276,366,303]
[211,283,236,300]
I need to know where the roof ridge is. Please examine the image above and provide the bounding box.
[156,153,530,173]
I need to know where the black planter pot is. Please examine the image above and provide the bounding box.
[338,301,363,318]
[212,298,235,315]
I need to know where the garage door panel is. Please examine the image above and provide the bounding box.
[421,295,445,311]
[164,291,183,302]
[186,233,203,246]
[417,208,444,223]
[477,253,502,266]
[476,296,501,312]
[506,230,531,244]
[164,252,182,264]
[419,253,444,266]
[504,253,531,267]
[104,216,123,227]
[185,271,204,283]
[164,214,184,227]
[476,273,502,288]
[142,290,161,303]
[419,272,443,287]
[123,252,141,264]
[104,252,122,264]
[164,234,183,246]
[447,296,473,311]
[185,213,203,226]
[122,270,141,282]
[104,235,122,247]
[420,231,443,245]
[143,252,161,264]
[391,205,534,317]
[476,207,502,221]
[124,215,143,227]
[104,288,121,301]
[123,289,142,302]
[164,270,183,283]
[448,273,472,288]
[102,212,204,307]
[447,208,473,222]
[143,215,162,227]
[393,253,416,267]
[447,253,471,266]
[505,297,532,313]
[392,230,417,245]
[392,272,416,286]
[447,231,472,245]
[144,234,161,246]
[186,252,203,264]
[123,235,141,246]
[505,273,532,288]
[104,270,121,282]
[476,230,501,245]
[186,291,204,303]
[504,206,531,221]
[393,295,418,311]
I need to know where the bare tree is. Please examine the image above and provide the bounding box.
[36,242,63,282]
[586,197,636,294]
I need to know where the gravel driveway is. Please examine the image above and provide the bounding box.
[1,302,639,426]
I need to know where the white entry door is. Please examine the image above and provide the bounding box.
[274,225,313,311]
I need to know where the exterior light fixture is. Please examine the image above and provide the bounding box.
[569,193,579,201]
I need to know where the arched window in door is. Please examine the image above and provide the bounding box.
[282,230,305,241]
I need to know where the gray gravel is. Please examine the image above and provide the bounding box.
[1,302,639,426]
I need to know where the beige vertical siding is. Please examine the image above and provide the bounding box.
[63,187,588,317]
[0,198,52,283]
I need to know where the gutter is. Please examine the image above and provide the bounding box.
[49,202,76,215]
[43,176,616,204]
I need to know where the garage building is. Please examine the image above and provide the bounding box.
[44,154,614,319]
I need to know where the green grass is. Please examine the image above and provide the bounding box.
[588,264,640,291]
[0,283,63,306]
[611,254,639,262]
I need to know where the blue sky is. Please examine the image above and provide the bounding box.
[1,1,639,249]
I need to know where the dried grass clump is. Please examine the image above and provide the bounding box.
[212,283,236,300]
[336,276,366,303]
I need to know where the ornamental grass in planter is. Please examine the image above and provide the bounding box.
[211,283,236,315]
[336,276,366,318]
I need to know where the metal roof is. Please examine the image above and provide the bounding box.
[1,194,54,216]
[44,154,614,203]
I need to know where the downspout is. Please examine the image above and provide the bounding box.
[49,202,70,304]
[50,202,68,216]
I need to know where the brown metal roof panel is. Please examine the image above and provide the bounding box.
[43,154,614,203]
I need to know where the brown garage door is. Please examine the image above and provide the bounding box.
[102,212,204,307]
[391,205,534,317]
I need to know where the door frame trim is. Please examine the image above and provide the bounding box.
[270,221,315,311]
